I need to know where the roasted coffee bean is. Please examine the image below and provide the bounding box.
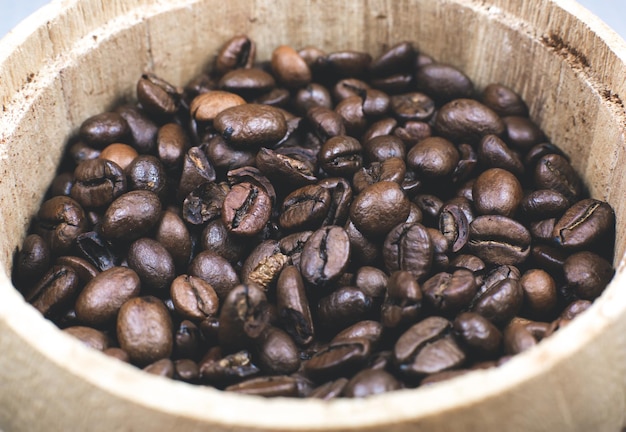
[218,284,270,351]
[75,231,120,272]
[319,50,372,79]
[14,234,51,290]
[182,181,227,226]
[221,181,272,236]
[355,266,388,300]
[300,226,350,287]
[350,181,410,237]
[279,231,313,269]
[369,41,416,77]
[214,104,287,148]
[453,312,502,358]
[407,136,459,179]
[306,106,346,141]
[439,201,470,253]
[344,219,380,265]
[155,210,192,269]
[103,347,130,362]
[563,251,614,300]
[101,190,161,242]
[503,321,537,355]
[552,198,615,249]
[170,275,219,321]
[49,172,75,198]
[255,326,300,375]
[26,265,80,319]
[343,369,402,397]
[295,84,333,114]
[363,117,397,142]
[319,135,363,176]
[136,73,181,117]
[352,158,406,194]
[127,238,175,292]
[473,168,523,217]
[435,98,505,144]
[69,141,100,165]
[256,147,317,187]
[70,158,127,209]
[416,63,473,103]
[178,147,217,200]
[394,120,432,147]
[280,184,332,231]
[144,358,175,378]
[317,286,373,331]
[449,254,486,274]
[471,277,523,325]
[116,104,159,154]
[362,135,405,163]
[218,68,276,97]
[333,78,369,101]
[318,177,353,227]
[503,116,544,150]
[276,265,314,345]
[240,240,290,291]
[215,35,256,75]
[383,222,433,280]
[412,194,443,226]
[200,219,248,263]
[175,320,201,359]
[225,375,299,397]
[190,91,246,122]
[79,112,131,149]
[370,73,413,95]
[394,316,465,376]
[63,326,110,351]
[55,256,99,286]
[331,320,384,349]
[423,269,477,316]
[481,83,528,117]
[381,270,422,328]
[157,123,189,170]
[125,155,167,197]
[561,299,592,320]
[75,266,140,327]
[531,244,569,273]
[36,196,87,255]
[188,250,240,300]
[478,134,524,176]
[117,296,173,366]
[468,215,531,265]
[308,378,349,399]
[200,348,260,385]
[174,359,200,383]
[520,269,557,317]
[533,154,582,201]
[304,338,371,381]
[390,92,435,121]
[99,143,138,171]
[271,45,312,88]
[520,189,570,220]
[362,89,390,117]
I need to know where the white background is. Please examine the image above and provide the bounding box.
[1,0,625,41]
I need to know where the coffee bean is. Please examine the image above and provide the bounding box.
[125,155,167,197]
[127,238,175,292]
[26,265,80,319]
[317,286,373,331]
[103,347,130,362]
[355,266,388,300]
[390,92,435,121]
[533,154,582,201]
[136,73,181,117]
[478,134,524,176]
[468,215,531,265]
[423,269,477,316]
[175,320,201,359]
[300,226,350,287]
[552,198,615,249]
[503,116,544,150]
[170,275,219,321]
[370,41,416,77]
[383,222,433,280]
[520,269,557,317]
[190,91,246,122]
[218,68,276,98]
[218,284,270,351]
[225,375,299,397]
[343,369,402,397]
[416,63,473,103]
[481,83,528,117]
[473,168,523,217]
[174,359,200,383]
[295,84,333,114]
[520,189,570,220]
[14,234,51,290]
[178,147,217,200]
[453,312,502,358]
[214,104,287,148]
[215,35,256,75]
[407,136,459,179]
[116,104,158,154]
[117,296,173,366]
[471,277,523,325]
[200,219,248,263]
[63,326,110,351]
[255,326,301,375]
[256,147,317,187]
[435,98,505,144]
[304,338,371,381]
[101,190,162,242]
[200,348,260,385]
[280,184,332,231]
[182,181,227,226]
[276,265,314,345]
[271,45,312,88]
[240,240,290,291]
[155,209,193,269]
[221,181,272,236]
[381,270,422,328]
[36,196,87,255]
[350,181,410,237]
[188,250,240,300]
[157,123,189,170]
[319,135,363,176]
[144,358,175,378]
[563,251,614,300]
[503,321,537,355]
[99,143,138,171]
[79,112,131,149]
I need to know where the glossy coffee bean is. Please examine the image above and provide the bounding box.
[503,321,537,355]
[473,168,523,217]
[256,147,317,187]
[271,45,312,88]
[155,210,192,269]
[127,238,175,292]
[453,312,502,358]
[255,326,301,375]
[225,376,299,397]
[533,154,582,201]
[190,91,246,122]
[221,181,272,236]
[304,338,371,381]
[116,104,158,154]
[520,189,570,220]
[188,250,240,300]
[423,269,477,316]
[468,215,531,265]
[300,226,350,287]
[477,134,524,176]
[350,181,410,237]
[143,358,175,378]
[182,181,227,226]
[218,284,270,351]
[79,112,131,149]
[407,136,459,178]
[471,278,523,325]
[390,92,435,121]
[355,266,388,300]
[552,198,615,249]
[14,234,51,290]
[75,266,140,327]
[63,326,110,351]
[218,68,276,97]
[381,270,422,328]
[214,35,256,75]
[294,84,333,114]
[369,41,416,77]
[240,240,290,291]
[520,269,557,317]
[319,135,363,176]
[136,73,181,117]
[101,191,162,242]
[276,265,314,345]
[435,98,505,144]
[317,286,373,331]
[280,184,332,231]
[36,196,87,255]
[383,222,433,280]
[178,147,217,200]
[125,155,167,197]
[214,104,287,148]
[70,158,127,209]
[99,143,138,171]
[26,265,80,319]
[416,63,473,103]
[481,83,528,117]
[343,369,402,398]
[157,123,189,170]
[200,348,260,385]
[117,296,173,366]
[563,252,614,300]
[502,116,544,150]
[352,157,406,194]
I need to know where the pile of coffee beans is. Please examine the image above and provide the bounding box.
[13,35,616,398]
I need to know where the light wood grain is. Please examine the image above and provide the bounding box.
[1,0,625,430]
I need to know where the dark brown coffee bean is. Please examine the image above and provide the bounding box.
[271,45,312,88]
[300,226,350,287]
[200,348,260,385]
[175,320,201,359]
[503,321,537,355]
[279,231,313,269]
[173,359,200,383]
[531,244,569,274]
[256,147,317,187]
[99,143,138,171]
[70,158,127,209]
[319,135,363,176]
[381,270,422,328]
[215,35,256,75]
[218,68,276,97]
[309,378,349,399]
[355,266,388,299]
[127,238,175,292]
[449,254,486,274]
[435,98,505,144]
[563,251,614,300]
[304,338,371,381]
[14,234,51,290]
[276,265,314,346]
[125,155,167,198]
[64,326,110,351]
[416,63,473,103]
[468,215,531,265]
[79,112,131,149]
[481,83,528,117]
[412,194,443,225]
[178,147,217,200]
[294,84,333,114]
[344,219,380,266]
[306,106,346,141]
[363,117,398,142]
[439,201,470,253]
[188,250,240,300]
[280,184,332,231]
[520,269,557,317]
[561,299,592,320]
[390,92,435,122]
[343,369,402,398]
[394,120,432,148]
[453,312,502,358]
[240,240,290,291]
[36,196,87,255]
[55,256,99,286]
[533,154,582,201]
[136,73,181,117]
[101,191,161,242]
[383,222,433,280]
[473,168,523,217]
[117,296,173,366]
[218,284,270,351]
[477,134,524,176]
[394,316,464,376]
[214,104,287,148]
[190,91,246,122]
[423,269,477,315]
[318,177,353,227]
[143,358,175,378]
[25,265,80,319]
[256,326,301,375]
[170,275,219,321]
[362,89,391,117]
[221,181,272,236]
[471,278,523,325]
[103,347,130,362]
[157,123,189,170]
[116,104,159,154]
[503,116,544,150]
[369,41,416,77]
[333,78,369,102]
[155,210,192,269]
[200,219,248,263]
[407,136,459,179]
[331,321,384,349]
[225,376,299,397]
[552,199,615,249]
[69,141,100,166]
[350,181,410,237]
[317,286,373,331]
[363,135,405,163]
[182,181,227,226]
[520,189,570,220]
[320,50,372,78]
[352,158,406,194]
[75,266,140,327]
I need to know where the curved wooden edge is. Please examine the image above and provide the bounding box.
[1,0,626,430]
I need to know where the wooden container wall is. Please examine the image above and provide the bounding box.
[0,0,625,430]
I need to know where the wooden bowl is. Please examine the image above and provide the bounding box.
[1,0,625,430]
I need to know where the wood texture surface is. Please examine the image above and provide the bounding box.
[1,0,625,431]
